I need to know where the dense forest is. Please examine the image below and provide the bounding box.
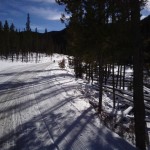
[0,1,150,149]
[0,14,149,61]
[55,1,150,150]
[0,14,149,64]
[0,14,67,62]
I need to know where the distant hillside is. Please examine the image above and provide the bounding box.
[46,29,67,53]
[18,29,67,55]
[39,29,67,54]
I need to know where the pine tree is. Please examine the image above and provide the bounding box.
[55,4,147,149]
[4,20,9,31]
[35,27,38,33]
[26,13,31,32]
[45,28,47,33]
[10,23,15,32]
[9,23,16,61]
[56,0,108,112]
[0,21,3,31]
[3,20,10,58]
[131,0,146,149]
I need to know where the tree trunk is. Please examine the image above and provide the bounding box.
[132,1,146,149]
[88,63,91,82]
[133,45,146,150]
[104,64,108,85]
[98,56,103,113]
[116,64,120,88]
[112,62,116,108]
[123,64,126,90]
[91,63,94,83]
[119,65,122,89]
[85,64,88,80]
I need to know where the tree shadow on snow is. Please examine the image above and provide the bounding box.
[0,67,136,150]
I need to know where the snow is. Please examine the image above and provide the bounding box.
[0,53,136,150]
[0,53,52,72]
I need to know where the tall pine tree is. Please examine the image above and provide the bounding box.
[131,0,147,149]
[26,13,31,32]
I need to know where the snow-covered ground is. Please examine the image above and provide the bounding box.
[0,53,136,150]
[0,53,52,72]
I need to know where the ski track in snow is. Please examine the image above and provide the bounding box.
[0,57,136,150]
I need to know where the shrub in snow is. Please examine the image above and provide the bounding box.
[58,58,65,69]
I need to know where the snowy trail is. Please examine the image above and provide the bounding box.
[0,60,136,150]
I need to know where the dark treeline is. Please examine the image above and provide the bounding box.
[0,15,67,62]
[0,15,149,63]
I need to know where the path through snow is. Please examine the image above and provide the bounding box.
[0,55,136,150]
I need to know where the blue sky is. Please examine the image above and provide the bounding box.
[0,0,66,32]
[0,0,150,33]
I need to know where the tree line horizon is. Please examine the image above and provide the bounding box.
[0,13,149,61]
[0,13,66,62]
[1,13,50,33]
